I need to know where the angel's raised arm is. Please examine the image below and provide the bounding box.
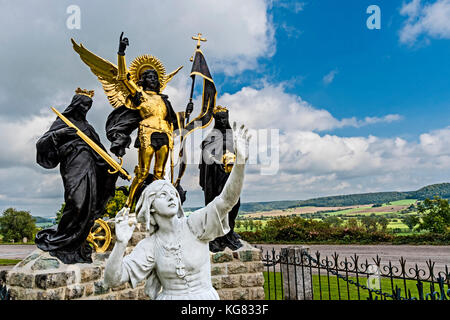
[71,38,135,109]
[116,32,139,96]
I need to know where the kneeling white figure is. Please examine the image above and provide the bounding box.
[104,123,251,300]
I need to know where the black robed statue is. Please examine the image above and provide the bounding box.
[199,106,243,252]
[35,89,118,264]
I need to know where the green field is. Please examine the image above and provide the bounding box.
[237,199,421,235]
[264,272,449,300]
[236,222,266,232]
[325,207,366,216]
[383,199,417,206]
[36,222,54,228]
[0,259,21,266]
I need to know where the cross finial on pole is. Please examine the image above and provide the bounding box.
[192,33,207,49]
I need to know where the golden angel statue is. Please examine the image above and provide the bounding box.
[72,33,187,208]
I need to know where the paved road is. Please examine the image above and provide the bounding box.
[0,245,36,260]
[1,244,449,274]
[0,245,38,271]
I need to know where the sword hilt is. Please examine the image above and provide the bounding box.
[51,107,132,181]
[108,156,123,174]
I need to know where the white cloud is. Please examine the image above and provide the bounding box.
[0,1,448,217]
[360,114,403,125]
[400,0,422,18]
[209,83,449,204]
[0,78,410,216]
[275,1,306,13]
[419,127,450,156]
[399,0,450,44]
[218,83,401,132]
[0,0,277,216]
[322,69,338,85]
[235,126,450,202]
[0,111,54,168]
[280,22,303,39]
[0,0,276,120]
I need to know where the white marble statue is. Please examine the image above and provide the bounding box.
[104,123,251,300]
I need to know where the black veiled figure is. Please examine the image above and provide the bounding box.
[199,111,243,252]
[35,94,118,264]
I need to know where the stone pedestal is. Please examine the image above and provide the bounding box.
[5,223,264,300]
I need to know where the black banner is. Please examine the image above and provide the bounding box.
[175,49,216,186]
[184,49,216,135]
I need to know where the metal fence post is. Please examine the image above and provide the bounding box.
[281,246,313,300]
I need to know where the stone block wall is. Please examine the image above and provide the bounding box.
[211,243,265,300]
[6,251,148,300]
[5,223,265,300]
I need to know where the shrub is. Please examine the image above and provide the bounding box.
[238,215,396,244]
[237,215,446,245]
[417,197,450,233]
[0,208,37,243]
[392,232,450,245]
[239,231,264,243]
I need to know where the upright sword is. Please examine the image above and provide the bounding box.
[51,107,131,181]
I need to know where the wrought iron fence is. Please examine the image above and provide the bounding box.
[259,246,450,300]
[0,271,9,300]
[0,284,9,300]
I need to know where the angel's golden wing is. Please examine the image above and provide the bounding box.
[160,66,183,92]
[71,38,128,108]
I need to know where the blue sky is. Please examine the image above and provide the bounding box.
[223,0,450,139]
[0,0,449,217]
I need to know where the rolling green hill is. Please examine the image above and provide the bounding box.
[33,216,54,224]
[408,183,450,200]
[196,183,449,213]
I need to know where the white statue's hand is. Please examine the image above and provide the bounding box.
[114,207,136,244]
[233,122,251,164]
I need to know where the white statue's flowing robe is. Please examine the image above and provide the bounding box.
[121,199,230,300]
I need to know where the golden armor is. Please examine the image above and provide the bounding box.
[72,38,183,208]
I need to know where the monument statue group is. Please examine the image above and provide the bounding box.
[33,33,251,300]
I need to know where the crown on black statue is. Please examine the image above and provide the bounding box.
[213,105,228,114]
[75,87,95,98]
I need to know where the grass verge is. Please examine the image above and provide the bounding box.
[0,259,21,266]
[264,272,449,300]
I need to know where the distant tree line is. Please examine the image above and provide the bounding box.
[227,183,450,213]
[0,187,130,243]
[238,196,450,245]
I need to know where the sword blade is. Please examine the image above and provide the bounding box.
[51,107,131,181]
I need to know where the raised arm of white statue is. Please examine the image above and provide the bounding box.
[104,207,136,287]
[215,122,251,217]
